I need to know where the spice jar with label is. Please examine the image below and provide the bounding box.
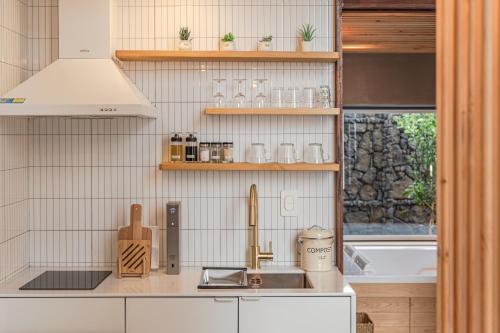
[199,142,211,162]
[185,133,198,162]
[169,133,183,162]
[222,142,234,163]
[210,142,222,163]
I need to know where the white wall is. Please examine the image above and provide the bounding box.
[0,0,30,282]
[16,0,336,269]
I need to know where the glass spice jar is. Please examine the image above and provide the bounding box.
[210,142,222,163]
[199,142,211,162]
[185,133,198,162]
[169,133,183,162]
[222,142,234,163]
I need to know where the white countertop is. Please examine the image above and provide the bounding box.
[0,266,355,298]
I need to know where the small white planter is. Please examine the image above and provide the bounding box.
[257,41,273,52]
[178,40,192,51]
[220,41,236,51]
[301,40,313,52]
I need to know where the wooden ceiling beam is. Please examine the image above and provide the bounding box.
[342,11,436,53]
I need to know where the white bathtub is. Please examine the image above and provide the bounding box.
[344,244,437,283]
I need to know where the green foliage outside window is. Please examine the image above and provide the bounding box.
[394,114,437,232]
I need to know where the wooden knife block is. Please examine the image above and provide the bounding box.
[117,204,152,278]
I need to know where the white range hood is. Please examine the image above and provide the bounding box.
[0,0,157,118]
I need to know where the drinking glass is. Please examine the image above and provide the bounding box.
[287,87,301,108]
[252,79,268,108]
[247,143,272,164]
[304,143,329,164]
[278,143,300,164]
[319,85,332,108]
[212,79,226,107]
[233,79,247,108]
[271,87,285,108]
[303,87,316,108]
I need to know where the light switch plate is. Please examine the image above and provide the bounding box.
[280,191,299,217]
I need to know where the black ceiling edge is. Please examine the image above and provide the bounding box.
[343,105,436,111]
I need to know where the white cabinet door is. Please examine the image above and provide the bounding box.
[126,297,238,333]
[239,296,351,333]
[0,298,125,333]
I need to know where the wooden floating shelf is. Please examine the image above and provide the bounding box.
[205,107,340,116]
[159,162,340,172]
[115,50,339,63]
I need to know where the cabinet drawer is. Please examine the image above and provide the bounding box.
[126,297,238,333]
[239,296,351,333]
[0,298,125,333]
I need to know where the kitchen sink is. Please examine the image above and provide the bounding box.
[198,268,312,289]
[198,267,248,289]
[247,273,313,289]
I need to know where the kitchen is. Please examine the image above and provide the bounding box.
[3,0,498,333]
[0,0,355,332]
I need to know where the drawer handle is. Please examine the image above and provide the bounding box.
[240,297,261,301]
[214,298,234,303]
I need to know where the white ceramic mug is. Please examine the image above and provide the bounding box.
[304,143,329,164]
[247,143,271,163]
[278,143,301,164]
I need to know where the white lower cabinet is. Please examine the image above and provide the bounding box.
[126,297,238,333]
[0,298,125,333]
[239,296,351,333]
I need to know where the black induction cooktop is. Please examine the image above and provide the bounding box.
[19,271,112,290]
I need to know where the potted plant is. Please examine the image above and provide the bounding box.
[220,32,236,51]
[178,26,192,51]
[298,24,316,51]
[258,35,273,51]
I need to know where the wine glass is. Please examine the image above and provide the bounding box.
[233,79,247,108]
[252,79,268,108]
[212,79,226,107]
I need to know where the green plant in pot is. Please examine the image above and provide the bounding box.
[220,32,236,51]
[394,114,437,234]
[298,24,316,52]
[178,27,192,51]
[258,35,273,51]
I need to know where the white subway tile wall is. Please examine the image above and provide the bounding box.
[0,0,30,282]
[26,0,336,268]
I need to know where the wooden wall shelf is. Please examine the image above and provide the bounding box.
[115,50,340,63]
[205,108,340,116]
[159,162,340,172]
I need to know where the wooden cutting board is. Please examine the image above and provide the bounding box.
[117,204,152,278]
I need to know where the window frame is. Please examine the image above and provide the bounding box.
[343,105,437,242]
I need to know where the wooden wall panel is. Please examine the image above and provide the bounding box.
[358,297,409,313]
[343,11,435,53]
[410,328,435,333]
[437,0,500,332]
[410,298,436,313]
[377,328,410,333]
[352,284,436,298]
[353,284,436,333]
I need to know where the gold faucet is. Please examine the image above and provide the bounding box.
[249,184,273,269]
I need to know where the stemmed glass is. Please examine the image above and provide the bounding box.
[233,79,247,108]
[252,79,268,108]
[212,79,226,107]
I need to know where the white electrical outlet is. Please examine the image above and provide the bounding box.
[280,191,299,217]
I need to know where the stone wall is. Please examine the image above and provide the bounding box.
[344,113,431,231]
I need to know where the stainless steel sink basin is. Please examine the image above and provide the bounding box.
[247,273,313,289]
[198,268,313,289]
[198,267,248,289]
